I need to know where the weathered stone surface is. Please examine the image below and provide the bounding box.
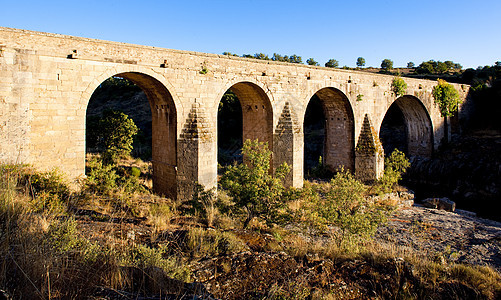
[367,191,415,208]
[422,197,456,212]
[355,114,385,183]
[376,205,501,272]
[0,27,470,200]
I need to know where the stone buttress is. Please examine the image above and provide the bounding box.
[177,102,217,201]
[355,114,385,183]
[273,102,303,188]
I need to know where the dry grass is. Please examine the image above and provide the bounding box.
[1,163,500,299]
[0,164,189,298]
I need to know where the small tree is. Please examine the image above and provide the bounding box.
[356,57,366,67]
[272,53,288,62]
[219,139,290,228]
[95,110,138,165]
[391,77,408,97]
[381,59,394,72]
[253,53,270,60]
[288,54,303,64]
[407,62,415,68]
[306,58,319,66]
[375,149,410,194]
[325,59,339,68]
[432,79,461,144]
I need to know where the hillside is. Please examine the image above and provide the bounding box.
[1,161,500,299]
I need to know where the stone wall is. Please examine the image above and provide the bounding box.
[0,27,470,200]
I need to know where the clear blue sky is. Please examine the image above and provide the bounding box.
[1,0,499,68]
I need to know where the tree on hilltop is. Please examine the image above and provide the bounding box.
[307,58,320,66]
[325,59,339,68]
[356,57,366,67]
[381,59,394,72]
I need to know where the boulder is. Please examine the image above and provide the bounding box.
[422,197,456,212]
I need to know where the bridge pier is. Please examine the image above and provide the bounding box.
[355,114,385,183]
[273,102,304,188]
[177,103,217,201]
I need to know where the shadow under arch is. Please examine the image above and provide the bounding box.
[217,81,274,160]
[380,95,433,158]
[304,87,355,173]
[86,71,178,199]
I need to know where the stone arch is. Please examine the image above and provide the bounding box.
[304,87,355,172]
[216,81,274,150]
[380,95,433,157]
[83,69,178,199]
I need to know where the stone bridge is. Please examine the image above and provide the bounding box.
[0,27,469,200]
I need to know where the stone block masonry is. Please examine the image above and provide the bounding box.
[0,27,470,200]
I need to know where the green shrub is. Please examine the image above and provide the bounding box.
[85,157,146,195]
[219,139,290,228]
[299,171,390,250]
[124,244,191,282]
[187,227,247,257]
[0,165,71,215]
[130,167,141,178]
[85,156,118,194]
[432,78,461,117]
[391,77,407,97]
[190,184,217,227]
[116,167,146,194]
[374,149,410,194]
[25,168,70,200]
[45,218,82,252]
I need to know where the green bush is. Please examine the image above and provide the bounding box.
[85,156,146,195]
[219,139,290,228]
[25,168,70,200]
[124,244,191,282]
[187,227,247,257]
[391,77,407,97]
[85,156,118,194]
[299,170,390,249]
[308,156,333,179]
[432,78,461,117]
[374,149,410,194]
[190,184,217,227]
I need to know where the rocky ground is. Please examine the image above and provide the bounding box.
[76,199,501,299]
[183,205,501,299]
[376,205,501,272]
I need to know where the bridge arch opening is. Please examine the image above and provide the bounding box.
[86,72,177,198]
[304,87,354,177]
[217,82,273,166]
[380,95,433,158]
